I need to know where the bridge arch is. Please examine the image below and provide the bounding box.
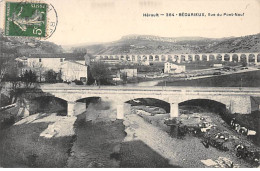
[209,54,215,61]
[161,55,166,61]
[248,54,255,63]
[115,55,119,60]
[180,55,186,62]
[126,97,170,113]
[224,54,230,61]
[143,55,148,61]
[240,54,247,63]
[132,55,136,61]
[202,54,207,61]
[179,98,227,114]
[257,54,260,62]
[167,55,173,62]
[137,55,142,61]
[155,55,160,61]
[149,55,154,61]
[216,54,223,61]
[126,55,130,61]
[188,55,193,61]
[232,54,239,62]
[29,96,68,116]
[173,55,179,62]
[178,96,230,107]
[120,55,125,60]
[194,55,200,61]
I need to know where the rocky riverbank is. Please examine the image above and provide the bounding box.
[121,113,253,168]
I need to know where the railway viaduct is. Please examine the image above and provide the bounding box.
[95,52,260,64]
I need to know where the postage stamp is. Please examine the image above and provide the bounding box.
[5,1,48,37]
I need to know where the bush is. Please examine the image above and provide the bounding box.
[74,79,84,85]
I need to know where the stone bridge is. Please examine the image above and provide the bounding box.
[96,52,260,64]
[28,86,260,119]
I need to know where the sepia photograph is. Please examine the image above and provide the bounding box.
[0,0,260,168]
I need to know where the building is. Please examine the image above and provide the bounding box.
[120,69,138,78]
[213,64,223,67]
[164,62,186,74]
[27,53,88,72]
[61,61,88,82]
[20,53,90,82]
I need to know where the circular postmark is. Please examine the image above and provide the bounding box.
[45,3,58,39]
[5,0,58,40]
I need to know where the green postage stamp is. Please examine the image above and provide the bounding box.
[5,1,47,37]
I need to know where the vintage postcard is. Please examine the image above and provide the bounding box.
[0,0,260,168]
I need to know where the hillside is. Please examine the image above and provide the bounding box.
[157,70,260,87]
[0,28,64,58]
[72,34,260,55]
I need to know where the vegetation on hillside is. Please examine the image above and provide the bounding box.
[0,28,64,58]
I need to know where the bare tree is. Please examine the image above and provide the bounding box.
[30,61,44,82]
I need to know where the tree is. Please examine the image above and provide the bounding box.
[4,61,22,103]
[0,57,9,107]
[90,61,111,86]
[57,69,63,82]
[121,72,128,84]
[43,69,58,83]
[21,69,37,88]
[87,66,95,85]
[29,61,44,82]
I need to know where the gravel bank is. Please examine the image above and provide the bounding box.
[0,113,76,167]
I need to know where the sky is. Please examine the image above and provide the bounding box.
[0,0,260,45]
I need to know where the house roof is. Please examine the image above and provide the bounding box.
[28,53,86,60]
[61,60,86,67]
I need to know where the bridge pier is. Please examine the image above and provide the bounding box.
[192,55,195,61]
[206,55,210,61]
[117,103,124,119]
[227,96,252,114]
[185,55,189,61]
[230,55,233,62]
[238,55,241,62]
[170,103,179,118]
[67,101,76,117]
[199,55,202,61]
